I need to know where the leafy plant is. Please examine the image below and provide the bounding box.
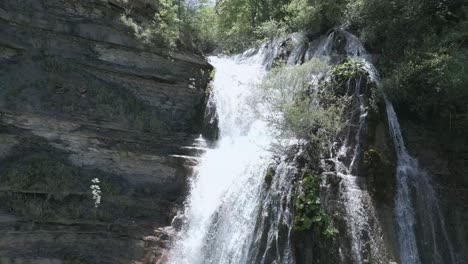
[294,171,338,238]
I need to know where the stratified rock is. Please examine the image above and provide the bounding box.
[0,0,211,263]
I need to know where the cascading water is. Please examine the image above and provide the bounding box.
[350,34,458,263]
[385,98,457,264]
[384,99,421,264]
[168,49,291,264]
[168,29,458,264]
[169,31,388,264]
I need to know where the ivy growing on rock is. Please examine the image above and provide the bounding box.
[294,170,338,238]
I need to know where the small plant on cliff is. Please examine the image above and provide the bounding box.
[90,178,102,209]
[294,171,338,238]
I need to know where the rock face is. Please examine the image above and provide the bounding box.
[0,0,211,263]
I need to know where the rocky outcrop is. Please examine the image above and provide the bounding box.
[0,0,211,263]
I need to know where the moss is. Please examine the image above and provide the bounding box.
[293,170,338,238]
[0,154,81,196]
[209,68,216,80]
[205,81,214,98]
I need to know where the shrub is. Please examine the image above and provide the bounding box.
[256,58,347,152]
[283,0,321,33]
[254,20,287,41]
[120,0,180,48]
[323,58,371,96]
[384,49,468,134]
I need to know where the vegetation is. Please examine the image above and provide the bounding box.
[177,0,467,140]
[256,58,350,154]
[255,56,378,237]
[191,0,467,158]
[0,154,81,197]
[120,0,218,52]
[294,170,337,237]
[213,0,349,51]
[120,0,180,48]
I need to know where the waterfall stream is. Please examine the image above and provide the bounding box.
[385,98,457,264]
[343,32,457,264]
[168,30,458,264]
[168,50,288,264]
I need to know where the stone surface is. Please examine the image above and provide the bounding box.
[0,0,211,263]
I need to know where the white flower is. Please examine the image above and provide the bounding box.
[90,178,102,208]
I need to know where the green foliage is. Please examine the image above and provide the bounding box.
[183,1,220,52]
[154,0,181,48]
[256,58,349,154]
[213,0,349,51]
[294,171,338,237]
[345,0,465,58]
[215,0,260,51]
[283,0,320,32]
[330,59,369,80]
[284,0,347,33]
[324,58,370,96]
[120,0,180,48]
[384,49,468,133]
[254,20,287,41]
[342,0,468,144]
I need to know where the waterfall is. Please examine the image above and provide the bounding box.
[384,99,422,264]
[349,36,457,263]
[168,48,295,264]
[168,29,458,264]
[354,38,457,263]
[385,98,457,264]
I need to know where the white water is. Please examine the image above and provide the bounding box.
[385,99,422,264]
[324,29,457,263]
[168,51,279,264]
[385,98,457,264]
[354,44,456,263]
[168,30,458,264]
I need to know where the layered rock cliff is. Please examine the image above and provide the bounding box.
[0,0,211,263]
